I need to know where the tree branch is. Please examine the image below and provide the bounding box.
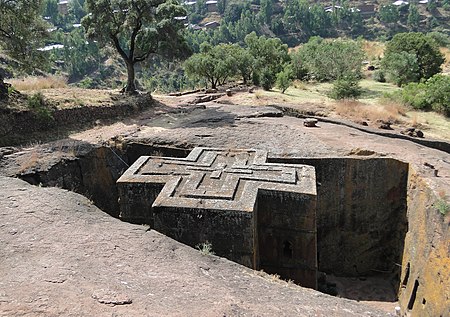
[0,27,11,39]
[110,33,130,63]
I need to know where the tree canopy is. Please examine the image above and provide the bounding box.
[292,37,365,81]
[382,32,444,84]
[82,0,187,92]
[184,43,238,89]
[0,0,48,99]
[0,0,48,70]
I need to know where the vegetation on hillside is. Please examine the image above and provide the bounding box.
[1,0,449,119]
[82,0,188,93]
[0,0,48,99]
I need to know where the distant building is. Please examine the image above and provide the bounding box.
[205,0,218,12]
[393,0,409,6]
[357,3,376,16]
[37,44,64,52]
[174,16,188,22]
[204,20,220,29]
[58,0,69,15]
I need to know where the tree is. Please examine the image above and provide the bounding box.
[42,0,59,24]
[69,0,86,21]
[82,0,187,93]
[329,77,362,99]
[425,74,450,116]
[382,51,419,86]
[0,0,48,99]
[62,28,102,81]
[184,43,237,89]
[296,37,365,81]
[407,4,420,31]
[244,32,289,86]
[260,0,273,24]
[383,32,444,82]
[276,64,293,93]
[378,4,399,25]
[229,45,254,84]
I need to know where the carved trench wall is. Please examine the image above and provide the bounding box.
[16,143,448,316]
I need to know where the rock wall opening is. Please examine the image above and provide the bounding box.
[17,144,409,303]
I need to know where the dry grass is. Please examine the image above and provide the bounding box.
[8,75,68,91]
[440,47,450,73]
[361,40,385,60]
[18,149,41,173]
[333,99,406,124]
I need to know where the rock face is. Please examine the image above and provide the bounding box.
[117,147,318,289]
[0,176,391,317]
[1,100,448,316]
[398,169,450,316]
[272,157,409,278]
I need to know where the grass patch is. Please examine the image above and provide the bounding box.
[196,241,215,256]
[435,199,449,216]
[9,75,67,91]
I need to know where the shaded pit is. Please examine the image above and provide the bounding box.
[18,143,409,304]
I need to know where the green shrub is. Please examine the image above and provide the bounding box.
[260,67,276,91]
[276,65,293,93]
[426,32,450,48]
[27,92,46,109]
[401,82,429,110]
[196,241,215,255]
[391,74,450,117]
[27,92,53,121]
[425,74,450,116]
[436,199,449,216]
[329,78,362,99]
[372,70,386,83]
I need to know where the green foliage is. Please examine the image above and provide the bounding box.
[435,199,449,216]
[259,67,276,90]
[27,92,53,121]
[294,37,365,82]
[244,32,290,86]
[184,43,238,89]
[223,2,250,23]
[382,51,420,86]
[231,46,255,84]
[383,33,445,83]
[425,74,450,116]
[378,4,399,24]
[82,0,187,92]
[69,0,86,21]
[0,0,48,72]
[407,4,420,31]
[259,0,273,23]
[426,32,450,48]
[276,65,293,93]
[196,241,215,255]
[61,29,102,81]
[329,78,362,100]
[395,74,450,116]
[42,0,59,24]
[372,70,386,83]
[289,50,308,80]
[399,82,429,110]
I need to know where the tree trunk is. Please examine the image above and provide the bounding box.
[125,61,137,93]
[0,75,8,100]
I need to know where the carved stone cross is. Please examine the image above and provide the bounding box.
[117,147,318,289]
